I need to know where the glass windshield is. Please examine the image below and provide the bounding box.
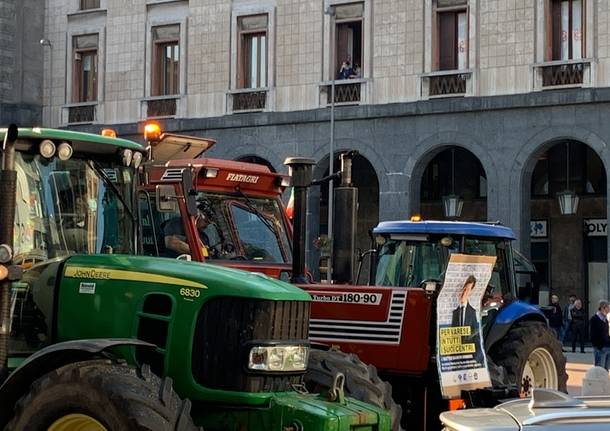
[143,191,292,263]
[375,239,446,286]
[13,152,135,264]
[462,238,512,303]
[197,192,292,263]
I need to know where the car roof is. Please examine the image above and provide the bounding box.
[0,127,143,151]
[373,220,516,240]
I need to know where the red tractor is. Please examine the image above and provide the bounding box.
[138,130,567,430]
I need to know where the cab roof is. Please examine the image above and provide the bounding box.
[0,127,143,151]
[373,220,516,240]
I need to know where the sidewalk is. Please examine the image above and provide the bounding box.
[564,347,596,395]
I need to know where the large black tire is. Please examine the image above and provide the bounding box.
[304,349,403,431]
[6,360,200,431]
[489,321,568,395]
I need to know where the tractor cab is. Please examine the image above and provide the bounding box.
[0,127,145,358]
[371,220,519,324]
[139,130,294,278]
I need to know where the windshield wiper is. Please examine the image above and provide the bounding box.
[87,160,136,223]
[233,187,277,235]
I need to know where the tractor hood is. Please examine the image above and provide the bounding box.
[62,254,311,302]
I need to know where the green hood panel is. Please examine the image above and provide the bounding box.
[63,254,310,301]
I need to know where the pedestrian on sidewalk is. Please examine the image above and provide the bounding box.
[570,298,586,353]
[561,293,577,346]
[590,300,610,371]
[548,294,563,339]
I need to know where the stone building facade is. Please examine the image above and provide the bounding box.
[44,0,610,313]
[0,0,44,125]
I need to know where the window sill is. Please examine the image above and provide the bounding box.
[142,94,181,101]
[146,0,188,5]
[420,68,473,78]
[67,8,107,18]
[228,87,270,94]
[63,101,98,108]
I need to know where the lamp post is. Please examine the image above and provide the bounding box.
[39,39,53,126]
[442,147,464,218]
[558,141,579,215]
[325,6,336,283]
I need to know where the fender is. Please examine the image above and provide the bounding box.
[0,338,154,428]
[484,301,547,352]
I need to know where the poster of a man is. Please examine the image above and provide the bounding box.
[436,254,496,398]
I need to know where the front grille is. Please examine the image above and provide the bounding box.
[192,297,310,392]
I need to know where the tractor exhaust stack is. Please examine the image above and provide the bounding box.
[284,157,315,284]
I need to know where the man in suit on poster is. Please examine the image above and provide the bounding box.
[451,275,484,365]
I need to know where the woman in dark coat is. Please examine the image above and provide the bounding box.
[570,299,587,353]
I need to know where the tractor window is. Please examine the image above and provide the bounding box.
[231,204,283,262]
[375,239,445,287]
[463,238,512,303]
[13,152,134,265]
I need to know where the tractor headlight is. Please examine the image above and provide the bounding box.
[248,345,309,372]
[132,151,143,169]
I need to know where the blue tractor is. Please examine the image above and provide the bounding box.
[368,220,567,400]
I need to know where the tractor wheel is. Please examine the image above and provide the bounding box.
[489,321,568,396]
[6,360,200,431]
[304,349,403,431]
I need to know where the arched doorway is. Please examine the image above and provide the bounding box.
[528,140,607,316]
[234,155,276,172]
[307,152,380,281]
[419,147,488,220]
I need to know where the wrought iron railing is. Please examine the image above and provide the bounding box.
[542,63,584,87]
[429,73,468,96]
[147,98,177,117]
[68,104,95,123]
[326,81,362,104]
[232,90,267,111]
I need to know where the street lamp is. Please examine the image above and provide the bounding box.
[39,38,53,126]
[442,148,464,218]
[325,6,336,283]
[557,141,579,215]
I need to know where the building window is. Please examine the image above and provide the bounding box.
[334,3,363,80]
[237,15,268,89]
[80,0,100,10]
[72,34,98,103]
[152,25,180,96]
[436,1,468,71]
[549,0,583,60]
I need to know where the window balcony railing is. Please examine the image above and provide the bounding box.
[319,79,366,106]
[63,102,97,124]
[142,95,179,118]
[229,88,268,112]
[420,69,473,98]
[533,59,592,90]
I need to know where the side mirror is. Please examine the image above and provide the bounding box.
[156,185,177,212]
[182,169,198,217]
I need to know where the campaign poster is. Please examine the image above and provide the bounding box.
[437,253,496,398]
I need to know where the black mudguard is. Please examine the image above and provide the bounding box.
[0,338,154,428]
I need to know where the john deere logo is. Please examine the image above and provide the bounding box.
[70,268,111,280]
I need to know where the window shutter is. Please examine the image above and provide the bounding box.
[439,12,456,70]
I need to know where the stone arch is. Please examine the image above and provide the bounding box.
[510,126,609,252]
[405,131,497,218]
[234,154,277,172]
[222,144,286,174]
[512,125,609,310]
[306,148,380,281]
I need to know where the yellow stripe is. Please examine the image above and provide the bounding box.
[64,266,207,289]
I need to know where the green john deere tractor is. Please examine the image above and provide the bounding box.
[0,126,390,431]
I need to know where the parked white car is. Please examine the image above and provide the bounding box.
[440,388,610,431]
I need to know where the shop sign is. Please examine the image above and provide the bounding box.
[584,219,607,237]
[530,220,548,238]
